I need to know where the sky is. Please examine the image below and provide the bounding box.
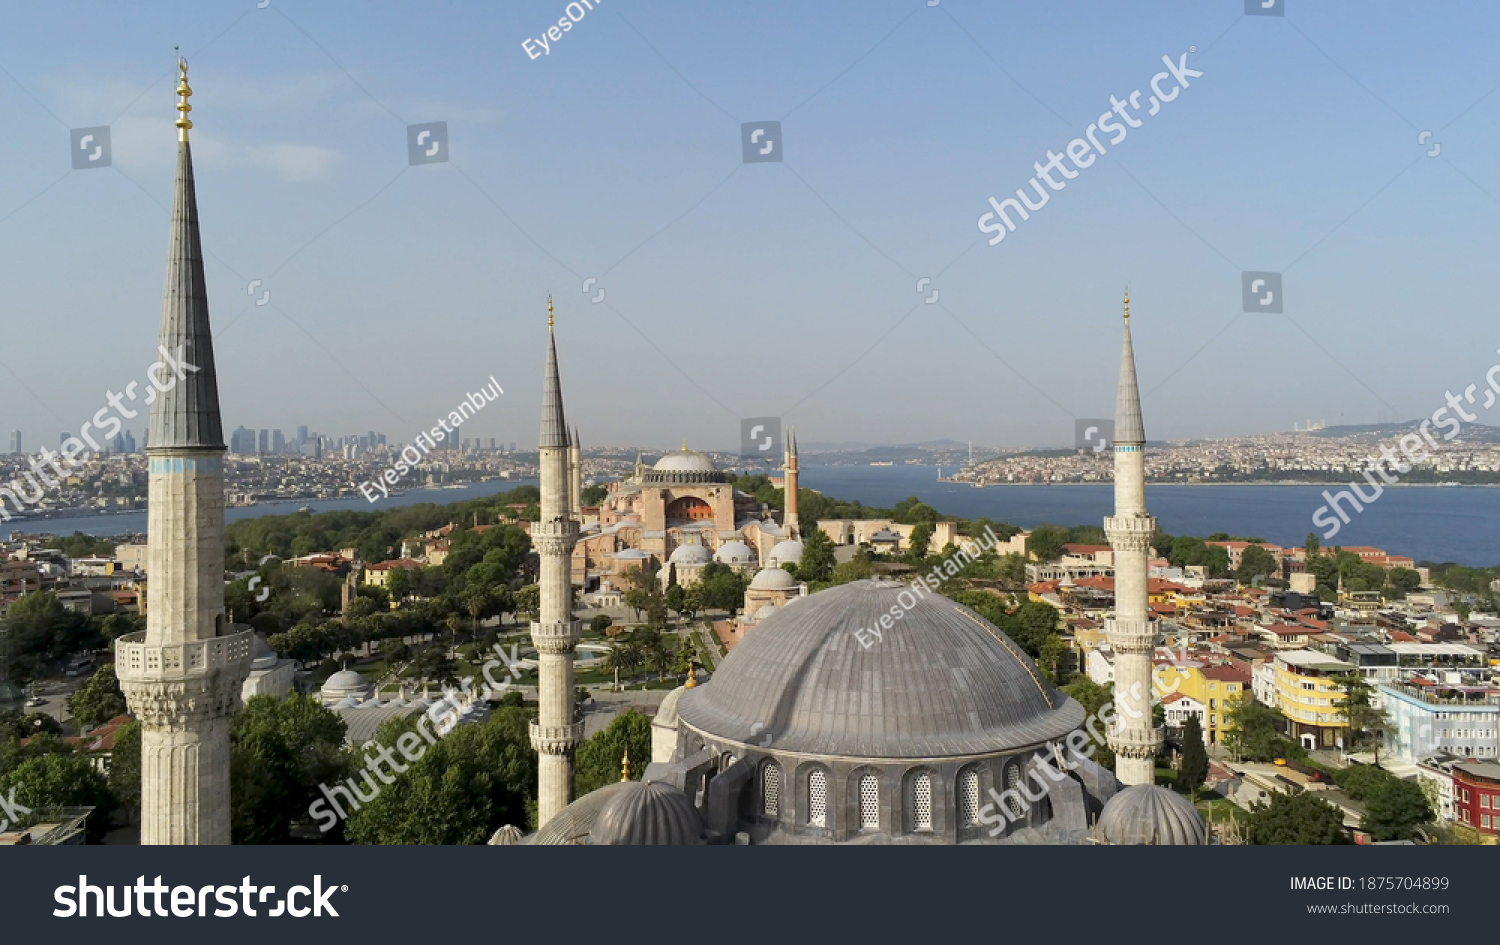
[3,0,1500,453]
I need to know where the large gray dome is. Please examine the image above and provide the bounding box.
[590,779,703,845]
[676,580,1084,759]
[1097,784,1207,845]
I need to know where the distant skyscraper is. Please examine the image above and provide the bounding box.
[489,437,497,450]
[59,432,69,448]
[124,429,137,453]
[296,425,308,446]
[8,430,20,455]
[258,429,269,454]
[272,429,285,453]
[510,441,517,452]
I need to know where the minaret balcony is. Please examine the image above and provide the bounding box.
[1104,514,1156,551]
[115,628,254,683]
[529,719,585,754]
[1108,725,1164,760]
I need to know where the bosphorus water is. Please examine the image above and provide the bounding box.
[12,464,1499,566]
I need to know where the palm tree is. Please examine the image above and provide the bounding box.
[603,636,643,689]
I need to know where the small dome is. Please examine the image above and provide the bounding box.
[653,450,717,473]
[1097,784,1208,845]
[768,539,803,566]
[488,824,525,845]
[589,780,703,845]
[749,566,796,590]
[714,541,756,565]
[322,669,370,694]
[669,543,712,565]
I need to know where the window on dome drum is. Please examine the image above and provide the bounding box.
[1005,764,1023,819]
[859,774,879,829]
[807,769,827,827]
[958,768,981,827]
[761,763,780,817]
[910,772,933,831]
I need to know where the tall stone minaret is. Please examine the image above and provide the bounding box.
[530,297,581,825]
[783,426,800,539]
[117,59,252,845]
[1104,289,1161,786]
[568,426,583,518]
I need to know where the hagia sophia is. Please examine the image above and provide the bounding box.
[123,65,1206,847]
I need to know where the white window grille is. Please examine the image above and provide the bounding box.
[1005,764,1023,818]
[808,769,827,826]
[958,769,981,826]
[859,774,879,829]
[762,763,780,816]
[911,772,933,831]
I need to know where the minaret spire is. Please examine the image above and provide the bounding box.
[783,426,800,539]
[117,61,251,846]
[1103,290,1161,786]
[531,302,581,826]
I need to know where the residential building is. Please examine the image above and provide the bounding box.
[1274,649,1354,750]
[1381,680,1499,763]
[1453,760,1500,835]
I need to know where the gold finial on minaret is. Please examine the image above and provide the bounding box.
[620,748,631,782]
[1123,287,1130,323]
[548,295,554,332]
[174,54,193,142]
[681,438,687,452]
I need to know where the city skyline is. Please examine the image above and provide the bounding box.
[4,2,1500,449]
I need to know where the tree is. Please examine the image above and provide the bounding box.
[1005,601,1060,658]
[385,566,414,603]
[1361,778,1432,841]
[513,584,540,619]
[1236,545,1279,584]
[2,591,95,681]
[1333,672,1390,762]
[0,751,118,843]
[67,664,128,731]
[907,522,933,560]
[1222,692,1288,762]
[109,720,141,824]
[574,710,653,796]
[798,529,836,582]
[1037,634,1072,684]
[994,552,1027,585]
[1026,525,1067,562]
[604,636,643,687]
[1304,532,1320,562]
[588,614,613,638]
[1061,677,1115,771]
[581,484,609,506]
[1385,567,1422,598]
[230,693,350,844]
[1248,790,1348,845]
[1177,715,1208,797]
[344,707,537,844]
[623,587,652,622]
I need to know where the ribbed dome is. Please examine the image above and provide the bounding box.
[653,450,717,473]
[714,541,756,565]
[768,539,803,566]
[321,669,371,700]
[528,781,635,845]
[1097,785,1207,845]
[669,543,712,565]
[677,580,1083,758]
[749,566,796,590]
[590,779,703,845]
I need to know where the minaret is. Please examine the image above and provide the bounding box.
[568,426,583,518]
[116,59,253,845]
[530,297,582,825]
[1103,289,1162,786]
[783,427,800,539]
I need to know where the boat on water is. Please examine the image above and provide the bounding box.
[297,505,313,513]
[869,461,894,467]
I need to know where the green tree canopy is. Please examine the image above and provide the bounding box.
[230,693,349,844]
[1248,790,1349,845]
[798,529,836,583]
[67,664,128,731]
[1360,778,1432,842]
[574,710,653,796]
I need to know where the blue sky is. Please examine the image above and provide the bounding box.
[3,0,1500,452]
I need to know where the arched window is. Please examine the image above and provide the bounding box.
[1005,763,1023,819]
[910,771,933,832]
[957,767,981,827]
[859,774,879,829]
[761,762,780,817]
[807,769,827,827]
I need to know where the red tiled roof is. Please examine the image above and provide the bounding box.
[1202,664,1250,683]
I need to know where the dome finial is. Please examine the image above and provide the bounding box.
[547,295,553,332]
[681,438,687,452]
[174,52,192,141]
[620,748,631,782]
[1123,287,1130,323]
[684,663,698,688]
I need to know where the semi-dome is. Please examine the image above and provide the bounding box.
[677,580,1084,758]
[590,779,703,845]
[1097,784,1208,845]
[714,541,756,566]
[669,543,713,565]
[748,566,796,590]
[767,539,803,567]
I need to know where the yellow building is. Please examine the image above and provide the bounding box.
[1273,649,1352,750]
[1153,661,1251,746]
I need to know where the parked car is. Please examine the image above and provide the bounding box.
[25,696,46,707]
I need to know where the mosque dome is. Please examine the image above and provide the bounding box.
[767,539,804,567]
[589,779,704,845]
[678,580,1084,758]
[320,668,372,705]
[748,566,796,591]
[528,781,637,845]
[654,685,686,731]
[643,448,726,485]
[1097,784,1208,845]
[669,543,713,565]
[714,541,756,566]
